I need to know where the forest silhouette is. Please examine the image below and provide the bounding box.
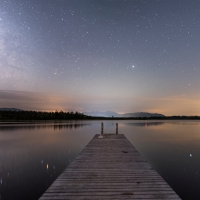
[0,110,200,121]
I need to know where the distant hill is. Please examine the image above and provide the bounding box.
[84,111,165,118]
[84,111,119,117]
[121,112,165,118]
[0,108,23,111]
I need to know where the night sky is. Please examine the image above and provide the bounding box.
[0,0,200,115]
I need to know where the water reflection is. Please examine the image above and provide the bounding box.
[0,122,94,200]
[125,122,165,127]
[121,120,200,200]
[0,120,200,200]
[124,121,200,127]
[0,123,89,131]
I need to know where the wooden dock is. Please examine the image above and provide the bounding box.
[39,134,181,199]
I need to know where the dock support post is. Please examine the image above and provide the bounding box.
[98,122,104,138]
[101,122,104,135]
[116,123,118,134]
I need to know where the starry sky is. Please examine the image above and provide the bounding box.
[0,0,200,115]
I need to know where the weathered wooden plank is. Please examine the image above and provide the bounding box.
[40,194,180,199]
[39,134,180,199]
[40,197,180,200]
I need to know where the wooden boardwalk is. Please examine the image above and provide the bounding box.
[39,134,181,199]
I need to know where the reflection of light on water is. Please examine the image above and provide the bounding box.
[1,120,200,200]
[47,164,48,169]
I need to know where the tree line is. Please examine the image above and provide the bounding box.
[0,110,90,120]
[0,110,199,121]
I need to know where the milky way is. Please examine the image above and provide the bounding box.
[0,0,200,115]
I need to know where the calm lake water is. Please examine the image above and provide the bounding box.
[0,120,200,200]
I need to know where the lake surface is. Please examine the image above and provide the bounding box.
[0,120,200,200]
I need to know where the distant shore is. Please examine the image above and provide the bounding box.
[0,110,200,121]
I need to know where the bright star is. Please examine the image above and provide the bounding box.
[132,66,134,68]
